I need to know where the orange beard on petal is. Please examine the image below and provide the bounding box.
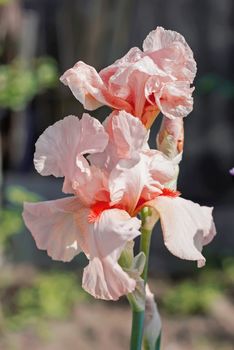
[160,188,181,198]
[88,201,125,223]
[134,187,181,215]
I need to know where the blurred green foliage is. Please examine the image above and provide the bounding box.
[0,57,58,111]
[2,271,89,330]
[197,73,234,98]
[162,257,234,315]
[0,0,12,5]
[162,280,220,315]
[0,185,41,248]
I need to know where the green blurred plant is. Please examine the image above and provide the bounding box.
[0,185,41,248]
[4,271,89,330]
[222,257,234,286]
[0,0,12,5]
[162,257,234,316]
[162,280,221,315]
[197,73,234,98]
[0,57,58,111]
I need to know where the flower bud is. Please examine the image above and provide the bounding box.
[157,117,184,159]
[144,284,161,349]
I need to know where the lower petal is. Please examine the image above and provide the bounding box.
[82,256,136,300]
[76,208,141,300]
[23,197,82,262]
[148,196,216,266]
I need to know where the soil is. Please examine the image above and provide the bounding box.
[0,299,234,350]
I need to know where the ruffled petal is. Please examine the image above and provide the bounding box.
[143,26,197,83]
[143,149,178,185]
[100,47,144,85]
[106,56,163,117]
[145,78,194,119]
[109,150,177,213]
[60,61,132,112]
[89,110,149,171]
[109,156,153,214]
[72,166,109,207]
[76,208,141,300]
[156,82,194,119]
[34,114,108,193]
[82,256,136,301]
[148,196,216,266]
[105,111,148,156]
[23,197,82,262]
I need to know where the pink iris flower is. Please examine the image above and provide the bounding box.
[23,111,215,300]
[60,27,196,128]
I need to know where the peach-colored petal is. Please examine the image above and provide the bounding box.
[60,27,196,123]
[109,149,178,213]
[72,166,109,207]
[22,197,82,262]
[76,208,141,300]
[109,157,150,214]
[105,56,164,117]
[89,110,149,171]
[105,111,149,157]
[145,78,194,119]
[100,47,144,85]
[34,114,108,193]
[143,26,197,83]
[148,196,216,266]
[60,61,132,112]
[82,256,136,301]
[143,149,178,185]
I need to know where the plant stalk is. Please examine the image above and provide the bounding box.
[129,208,154,350]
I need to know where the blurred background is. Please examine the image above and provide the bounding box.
[0,0,233,349]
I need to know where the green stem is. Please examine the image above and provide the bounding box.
[140,226,152,284]
[155,332,161,350]
[130,310,145,350]
[129,208,154,350]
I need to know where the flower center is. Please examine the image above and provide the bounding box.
[88,188,180,223]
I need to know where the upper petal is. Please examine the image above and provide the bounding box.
[99,47,144,85]
[109,150,177,214]
[23,197,82,262]
[34,114,108,193]
[105,111,149,157]
[143,26,197,83]
[89,110,149,171]
[72,165,110,207]
[143,149,178,185]
[109,156,153,214]
[148,196,216,266]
